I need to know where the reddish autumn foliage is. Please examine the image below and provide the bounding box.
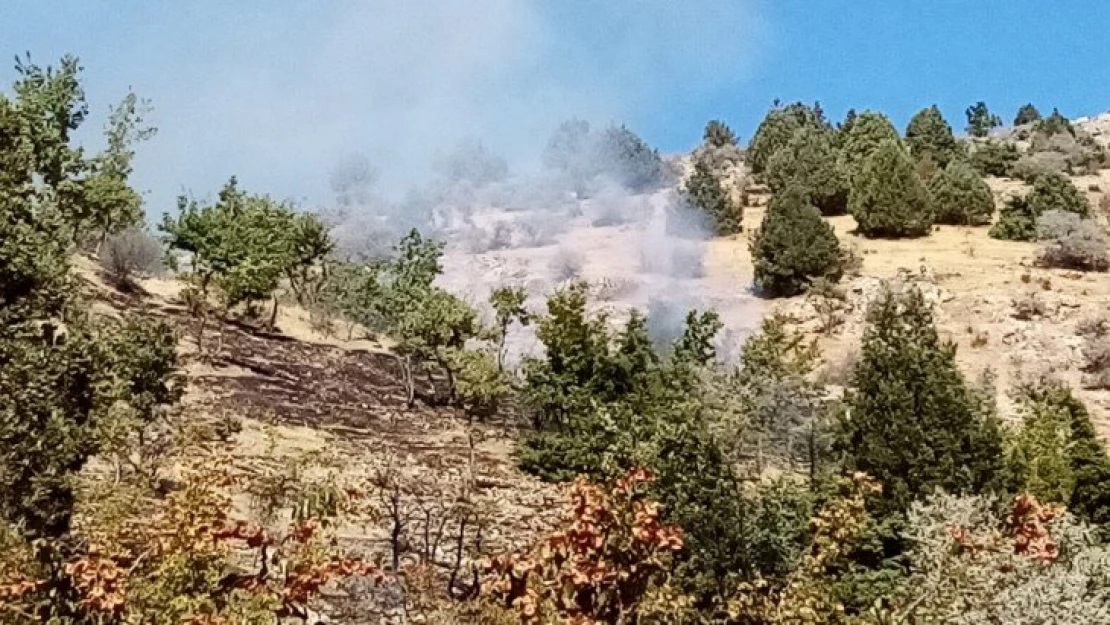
[949,493,1063,565]
[487,467,685,624]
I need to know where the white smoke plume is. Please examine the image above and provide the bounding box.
[329,122,763,363]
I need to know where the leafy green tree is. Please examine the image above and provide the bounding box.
[765,126,849,216]
[704,119,738,148]
[905,105,961,168]
[969,140,1020,177]
[391,285,479,405]
[928,160,995,225]
[748,102,829,174]
[81,91,157,247]
[520,282,618,433]
[849,139,933,238]
[162,178,334,337]
[684,153,741,234]
[283,211,335,306]
[751,185,844,297]
[489,285,530,371]
[837,285,1005,517]
[0,56,181,548]
[838,110,901,185]
[1014,103,1042,126]
[451,347,510,421]
[965,101,1002,138]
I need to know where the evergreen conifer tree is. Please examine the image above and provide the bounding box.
[905,105,961,168]
[765,126,849,216]
[992,173,1092,241]
[1014,103,1042,126]
[748,102,828,174]
[750,185,844,297]
[704,119,738,149]
[838,285,1006,516]
[928,161,995,225]
[965,101,1002,138]
[989,195,1038,241]
[1027,172,1091,217]
[849,140,933,238]
[684,154,741,235]
[838,111,901,185]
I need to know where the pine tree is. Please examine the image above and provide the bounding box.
[704,119,738,149]
[748,102,828,174]
[839,108,859,134]
[838,111,902,185]
[750,185,844,297]
[765,126,850,216]
[965,101,1002,138]
[849,139,933,238]
[684,154,741,235]
[1034,108,1074,137]
[838,285,1005,516]
[928,161,995,225]
[905,105,961,169]
[1014,103,1042,126]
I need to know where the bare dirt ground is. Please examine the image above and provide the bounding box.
[706,170,1110,433]
[79,262,562,578]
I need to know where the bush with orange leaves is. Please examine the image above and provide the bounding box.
[0,462,385,624]
[486,467,692,624]
[895,491,1110,623]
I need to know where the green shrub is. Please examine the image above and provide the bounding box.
[838,111,902,185]
[969,140,1019,177]
[837,285,1006,517]
[965,101,1002,138]
[751,185,844,297]
[928,161,995,225]
[765,126,849,216]
[905,105,961,168]
[748,102,828,174]
[990,173,1091,242]
[1027,172,1091,217]
[990,195,1039,241]
[684,153,741,235]
[849,139,933,238]
[1033,108,1075,137]
[1014,103,1042,126]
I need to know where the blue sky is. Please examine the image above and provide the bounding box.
[1,1,1107,213]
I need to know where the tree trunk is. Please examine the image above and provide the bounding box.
[400,354,415,408]
[268,293,279,330]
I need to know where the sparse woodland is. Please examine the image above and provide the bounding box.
[4,55,1110,625]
